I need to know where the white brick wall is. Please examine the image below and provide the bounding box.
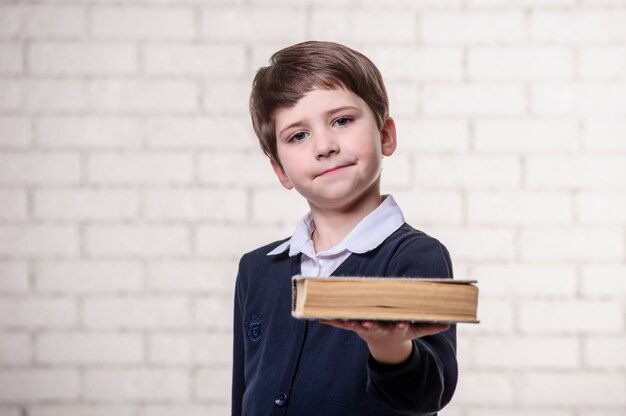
[0,2,625,415]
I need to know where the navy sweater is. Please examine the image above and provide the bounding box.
[232,223,458,416]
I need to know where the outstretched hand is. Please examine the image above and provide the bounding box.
[320,320,450,365]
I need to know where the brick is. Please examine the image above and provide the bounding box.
[431,227,516,262]
[88,153,193,185]
[194,332,231,365]
[36,332,143,364]
[0,333,31,365]
[0,262,29,293]
[583,118,626,151]
[148,333,192,364]
[0,153,80,185]
[392,190,463,225]
[527,155,626,188]
[467,191,572,225]
[580,46,626,79]
[519,300,624,334]
[0,369,79,401]
[466,410,572,416]
[146,260,236,293]
[0,42,21,74]
[137,405,226,416]
[202,8,306,41]
[357,0,462,6]
[194,295,234,330]
[83,296,189,329]
[468,0,574,5]
[0,6,19,38]
[85,225,190,257]
[570,412,625,416]
[465,299,514,334]
[34,189,138,220]
[146,189,246,221]
[0,225,79,257]
[30,406,134,416]
[251,189,316,224]
[29,42,136,75]
[472,336,579,369]
[310,10,416,43]
[385,82,418,117]
[83,369,189,400]
[203,80,250,114]
[415,155,520,188]
[532,83,626,116]
[91,6,195,40]
[145,116,254,150]
[521,227,624,261]
[0,297,76,329]
[475,119,579,152]
[21,6,86,39]
[424,85,525,116]
[531,10,626,43]
[144,44,245,76]
[577,192,626,224]
[0,408,20,416]
[381,152,411,188]
[149,332,230,365]
[195,368,230,401]
[422,11,526,44]
[198,152,277,186]
[468,47,573,80]
[23,79,88,111]
[90,80,197,112]
[0,116,30,149]
[0,190,27,220]
[453,372,514,405]
[519,372,626,406]
[364,47,462,81]
[585,337,626,368]
[0,80,20,110]
[36,116,142,149]
[196,224,292,259]
[581,265,626,298]
[395,119,469,152]
[35,260,143,294]
[472,264,577,298]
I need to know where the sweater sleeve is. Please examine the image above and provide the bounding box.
[231,258,246,416]
[366,236,458,415]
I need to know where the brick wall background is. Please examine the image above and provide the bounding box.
[1,0,625,415]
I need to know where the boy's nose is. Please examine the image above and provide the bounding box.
[314,133,339,159]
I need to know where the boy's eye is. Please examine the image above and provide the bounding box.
[289,131,307,142]
[334,117,351,127]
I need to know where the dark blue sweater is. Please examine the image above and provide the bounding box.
[232,223,457,416]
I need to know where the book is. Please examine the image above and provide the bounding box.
[291,275,479,324]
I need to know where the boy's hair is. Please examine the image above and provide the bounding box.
[250,41,389,167]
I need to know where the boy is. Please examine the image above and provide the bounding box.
[232,41,457,416]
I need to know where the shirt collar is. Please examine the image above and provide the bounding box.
[267,195,405,257]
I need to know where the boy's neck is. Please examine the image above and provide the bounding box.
[309,190,384,253]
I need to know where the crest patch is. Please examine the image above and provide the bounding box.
[245,314,263,342]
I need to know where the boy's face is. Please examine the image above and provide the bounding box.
[271,87,396,212]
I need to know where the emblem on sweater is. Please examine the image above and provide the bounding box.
[245,314,262,342]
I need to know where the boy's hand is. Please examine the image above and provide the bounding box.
[320,320,449,365]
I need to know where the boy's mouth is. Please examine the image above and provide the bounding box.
[317,163,353,178]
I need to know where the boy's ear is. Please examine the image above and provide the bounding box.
[380,117,397,157]
[270,159,294,190]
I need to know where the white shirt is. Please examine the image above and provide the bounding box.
[267,195,405,277]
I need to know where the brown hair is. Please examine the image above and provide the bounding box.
[249,41,389,167]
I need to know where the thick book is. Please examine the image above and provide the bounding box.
[292,275,479,324]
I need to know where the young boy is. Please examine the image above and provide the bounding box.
[232,41,457,416]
